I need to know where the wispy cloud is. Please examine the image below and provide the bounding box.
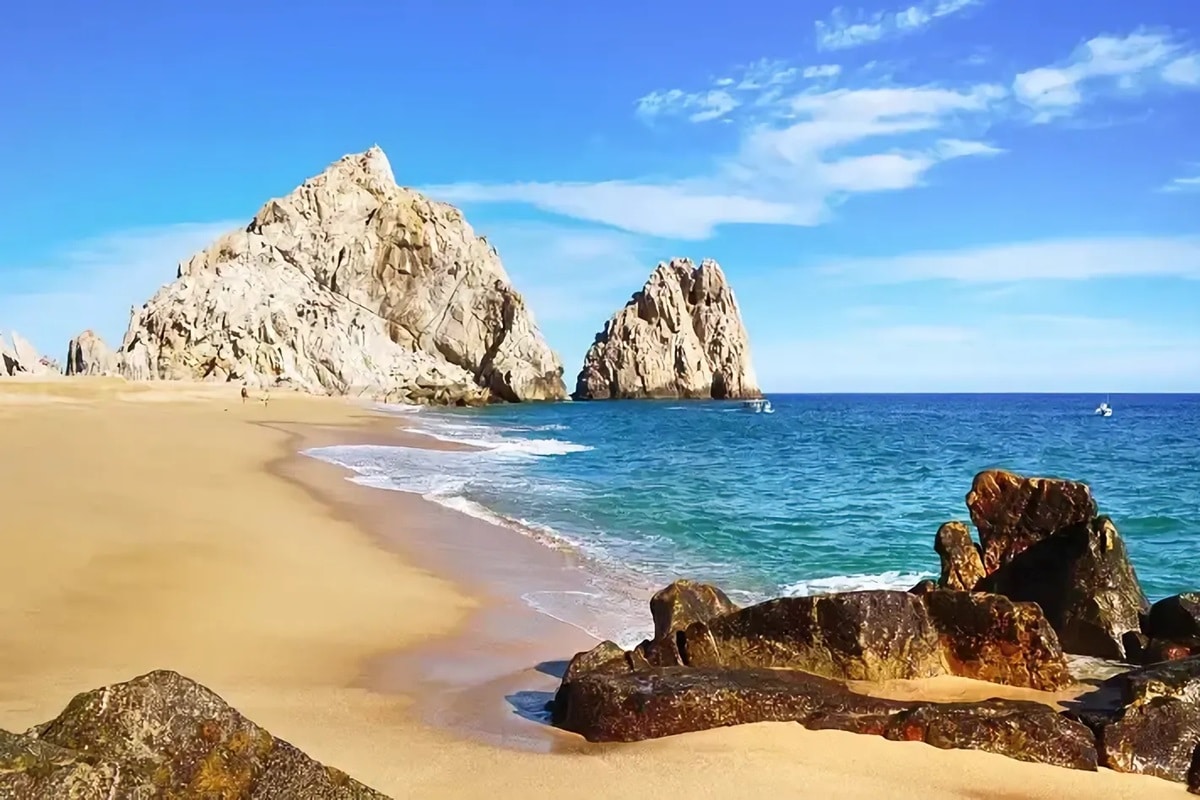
[814,236,1200,283]
[426,82,1006,238]
[1013,30,1200,122]
[815,0,983,51]
[1162,163,1200,193]
[0,222,236,356]
[636,88,741,123]
[802,64,843,79]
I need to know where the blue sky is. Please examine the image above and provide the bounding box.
[3,0,1199,391]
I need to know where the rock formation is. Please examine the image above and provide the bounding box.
[114,147,566,405]
[0,669,387,798]
[934,521,986,592]
[573,258,760,400]
[649,579,739,640]
[64,330,120,376]
[0,331,59,376]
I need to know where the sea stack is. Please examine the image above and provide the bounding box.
[573,258,761,400]
[115,147,567,405]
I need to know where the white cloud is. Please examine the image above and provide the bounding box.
[1162,166,1200,192]
[815,0,982,51]
[815,236,1200,283]
[802,64,843,79]
[636,88,741,123]
[1014,30,1200,121]
[0,222,236,358]
[428,80,1006,238]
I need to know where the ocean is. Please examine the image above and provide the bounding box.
[309,394,1200,648]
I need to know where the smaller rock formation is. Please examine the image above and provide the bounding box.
[649,579,738,640]
[0,331,59,377]
[966,469,1096,573]
[64,330,120,376]
[934,521,986,591]
[573,258,761,401]
[556,667,1097,769]
[0,670,387,799]
[1072,656,1200,787]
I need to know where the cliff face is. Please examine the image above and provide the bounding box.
[117,147,567,404]
[574,258,761,401]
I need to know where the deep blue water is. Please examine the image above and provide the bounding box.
[312,394,1199,644]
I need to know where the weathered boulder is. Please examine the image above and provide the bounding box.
[978,516,1148,660]
[967,470,1097,573]
[556,667,1096,770]
[650,579,738,640]
[117,147,566,405]
[0,670,388,799]
[1148,593,1200,642]
[1083,656,1200,785]
[573,258,760,401]
[1143,638,1200,664]
[934,521,986,591]
[64,330,120,376]
[671,590,1069,690]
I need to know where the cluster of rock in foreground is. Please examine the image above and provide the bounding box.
[553,469,1200,792]
[0,670,387,799]
[0,331,59,377]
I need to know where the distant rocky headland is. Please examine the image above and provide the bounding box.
[4,148,764,406]
[550,469,1200,793]
[573,257,761,401]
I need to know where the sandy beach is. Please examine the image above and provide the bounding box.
[0,378,1186,799]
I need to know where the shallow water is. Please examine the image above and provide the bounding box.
[309,393,1200,647]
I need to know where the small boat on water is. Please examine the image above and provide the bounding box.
[742,398,774,414]
[1094,395,1113,417]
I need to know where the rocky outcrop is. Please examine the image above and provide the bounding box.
[978,515,1148,661]
[934,521,986,591]
[556,666,1098,768]
[115,147,566,405]
[64,330,119,376]
[1071,656,1200,788]
[0,670,387,799]
[0,331,58,377]
[573,258,760,401]
[966,470,1097,574]
[649,580,738,640]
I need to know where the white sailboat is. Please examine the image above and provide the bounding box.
[1094,394,1113,417]
[742,398,774,414]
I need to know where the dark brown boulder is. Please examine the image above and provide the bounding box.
[978,516,1149,660]
[552,640,636,725]
[1143,638,1200,664]
[934,521,986,591]
[677,590,1071,690]
[649,579,738,640]
[923,590,1072,691]
[1148,593,1200,641]
[5,670,389,799]
[1081,656,1200,785]
[966,470,1096,573]
[680,591,946,681]
[556,667,1097,770]
[909,579,938,595]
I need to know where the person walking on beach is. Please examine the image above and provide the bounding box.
[241,385,249,404]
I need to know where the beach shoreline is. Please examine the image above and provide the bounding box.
[0,378,1190,798]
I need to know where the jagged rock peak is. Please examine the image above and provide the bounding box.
[0,330,59,377]
[573,257,761,400]
[118,146,567,404]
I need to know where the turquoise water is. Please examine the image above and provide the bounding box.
[311,394,1199,645]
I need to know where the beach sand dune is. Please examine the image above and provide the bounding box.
[0,379,1185,798]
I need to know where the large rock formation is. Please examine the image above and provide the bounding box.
[0,670,387,798]
[64,330,120,376]
[573,258,760,400]
[114,147,566,405]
